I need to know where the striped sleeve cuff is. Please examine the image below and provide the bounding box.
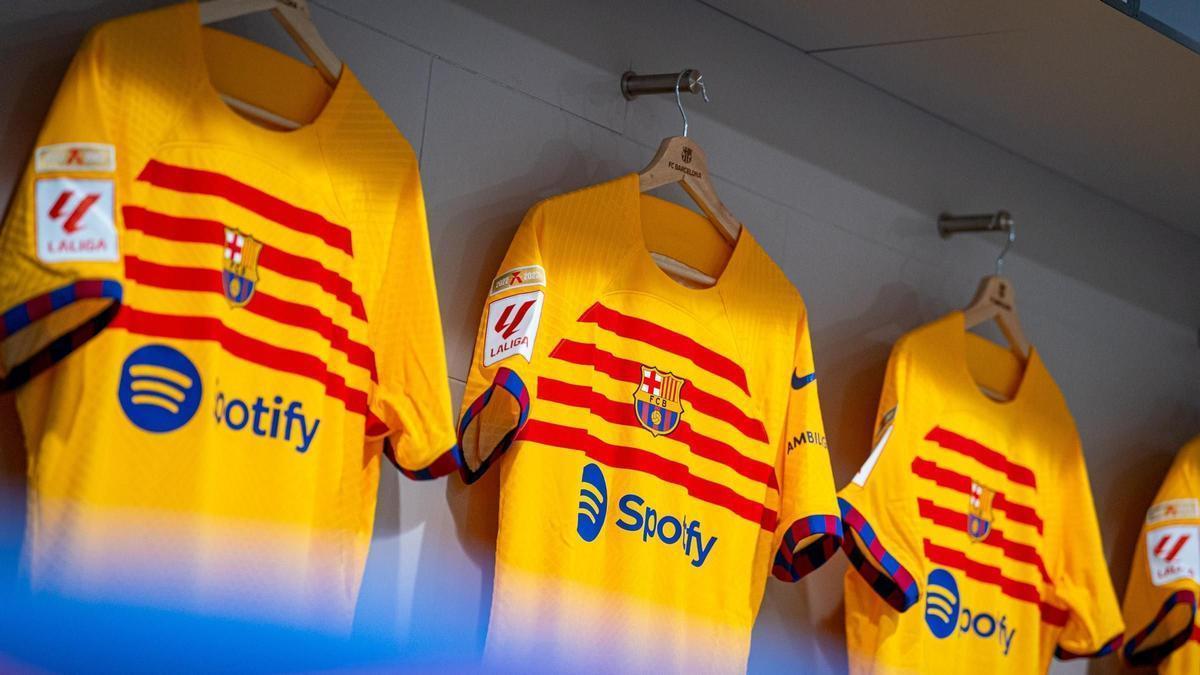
[839,497,920,612]
[1056,634,1124,661]
[772,514,843,582]
[457,367,531,484]
[2,279,122,390]
[384,442,463,481]
[1121,589,1197,666]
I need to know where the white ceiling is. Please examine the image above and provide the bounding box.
[705,0,1200,240]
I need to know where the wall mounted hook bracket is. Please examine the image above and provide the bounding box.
[939,211,1016,277]
[621,69,703,100]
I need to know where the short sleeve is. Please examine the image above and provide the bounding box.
[1047,438,1125,660]
[1120,437,1200,667]
[1,27,123,390]
[456,208,545,483]
[368,165,458,479]
[835,339,922,612]
[770,308,842,582]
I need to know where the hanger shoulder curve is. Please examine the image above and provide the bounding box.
[199,0,278,24]
[272,2,342,84]
[199,0,342,85]
[637,136,693,190]
[638,136,741,243]
[651,252,716,287]
[963,275,1031,359]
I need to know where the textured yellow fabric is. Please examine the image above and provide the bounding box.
[837,314,1123,673]
[0,3,454,630]
[1121,435,1200,673]
[457,176,841,672]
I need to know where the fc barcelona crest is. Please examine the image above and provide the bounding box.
[222,227,263,308]
[968,480,996,542]
[633,365,686,436]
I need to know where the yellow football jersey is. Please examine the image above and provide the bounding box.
[0,4,455,630]
[835,314,1123,673]
[456,177,841,672]
[1122,435,1200,673]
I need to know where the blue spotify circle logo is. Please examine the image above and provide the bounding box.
[576,463,608,543]
[118,344,202,433]
[925,568,961,639]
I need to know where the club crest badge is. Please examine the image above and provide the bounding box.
[633,365,686,436]
[222,227,263,307]
[968,480,996,542]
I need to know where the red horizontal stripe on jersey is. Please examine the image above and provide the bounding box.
[124,256,377,380]
[923,540,1068,627]
[578,303,750,395]
[123,207,367,320]
[911,457,1045,535]
[925,426,1037,489]
[518,418,776,530]
[137,160,353,254]
[537,376,778,489]
[916,498,1050,583]
[108,306,369,416]
[549,339,769,443]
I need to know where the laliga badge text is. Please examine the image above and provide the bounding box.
[1147,525,1200,586]
[483,290,543,366]
[36,177,118,263]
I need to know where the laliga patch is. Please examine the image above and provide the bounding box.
[483,290,543,366]
[1147,525,1200,586]
[490,265,545,296]
[35,142,115,173]
[36,177,118,263]
[1147,498,1200,524]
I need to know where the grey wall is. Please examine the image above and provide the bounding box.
[2,1,1199,673]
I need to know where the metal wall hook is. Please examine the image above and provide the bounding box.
[995,222,1016,276]
[673,70,710,137]
[621,68,710,136]
[938,211,1016,276]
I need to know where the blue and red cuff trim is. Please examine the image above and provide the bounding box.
[457,367,530,484]
[1121,589,1197,666]
[1056,633,1124,661]
[839,497,920,612]
[384,441,464,481]
[772,514,843,582]
[1,279,122,391]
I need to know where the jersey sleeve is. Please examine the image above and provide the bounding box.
[1046,437,1125,660]
[0,27,123,390]
[369,165,458,479]
[770,308,842,582]
[1121,437,1200,667]
[456,208,546,483]
[835,339,922,612]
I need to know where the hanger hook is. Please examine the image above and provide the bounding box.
[673,70,710,138]
[674,71,689,137]
[995,213,1016,277]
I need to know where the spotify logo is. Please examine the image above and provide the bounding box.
[577,463,608,543]
[924,568,960,639]
[118,344,202,433]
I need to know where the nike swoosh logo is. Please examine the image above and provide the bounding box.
[791,370,816,390]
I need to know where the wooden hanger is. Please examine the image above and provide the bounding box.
[959,220,1030,360]
[199,0,342,129]
[639,136,741,245]
[963,275,1030,359]
[637,72,742,286]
